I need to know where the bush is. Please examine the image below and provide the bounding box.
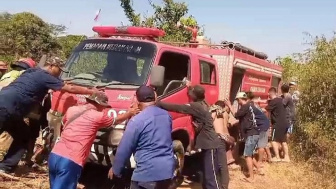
[281,34,336,181]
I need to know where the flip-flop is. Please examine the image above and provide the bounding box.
[256,169,265,176]
[241,177,254,183]
[271,158,281,162]
[282,159,291,163]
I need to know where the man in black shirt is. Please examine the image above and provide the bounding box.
[266,87,289,162]
[157,83,226,189]
[225,92,260,183]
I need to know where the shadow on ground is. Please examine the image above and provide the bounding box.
[79,154,204,189]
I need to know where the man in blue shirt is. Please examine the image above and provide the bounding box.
[108,85,175,189]
[0,56,97,173]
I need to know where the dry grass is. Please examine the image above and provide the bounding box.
[0,161,335,189]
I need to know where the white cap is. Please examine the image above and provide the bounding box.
[289,81,297,86]
[235,92,247,99]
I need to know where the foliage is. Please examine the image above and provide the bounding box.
[119,0,202,42]
[0,12,62,63]
[276,56,303,83]
[281,34,336,181]
[0,12,85,64]
[120,0,141,26]
[57,35,87,59]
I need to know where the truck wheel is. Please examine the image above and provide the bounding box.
[169,140,185,189]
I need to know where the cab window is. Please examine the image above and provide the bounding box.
[200,60,216,85]
[156,51,190,96]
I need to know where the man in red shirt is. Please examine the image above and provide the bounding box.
[48,92,139,189]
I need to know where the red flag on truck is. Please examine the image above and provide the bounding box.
[94,9,101,22]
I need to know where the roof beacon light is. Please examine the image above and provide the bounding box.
[92,26,165,41]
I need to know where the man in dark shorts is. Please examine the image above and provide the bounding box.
[266,87,289,162]
[157,82,227,189]
[281,84,295,137]
[0,56,97,173]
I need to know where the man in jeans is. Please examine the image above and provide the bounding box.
[246,92,270,170]
[225,92,260,183]
[110,85,175,189]
[157,83,226,189]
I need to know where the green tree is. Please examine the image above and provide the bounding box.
[119,0,202,42]
[281,34,336,181]
[0,12,63,63]
[57,35,87,58]
[276,56,302,83]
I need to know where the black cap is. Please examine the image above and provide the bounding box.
[188,85,205,101]
[136,85,156,102]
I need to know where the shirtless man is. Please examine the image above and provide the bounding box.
[210,101,239,168]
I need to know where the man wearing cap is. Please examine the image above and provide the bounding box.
[109,85,175,189]
[0,58,37,162]
[0,58,36,89]
[289,81,300,105]
[224,92,260,183]
[49,92,139,189]
[156,83,226,189]
[0,56,98,174]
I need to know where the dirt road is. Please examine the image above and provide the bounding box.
[1,161,335,189]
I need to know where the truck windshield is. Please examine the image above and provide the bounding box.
[62,39,156,87]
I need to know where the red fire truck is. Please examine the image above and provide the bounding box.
[47,26,282,186]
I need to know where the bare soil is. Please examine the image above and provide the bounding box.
[0,161,334,189]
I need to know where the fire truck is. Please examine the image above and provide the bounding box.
[47,26,282,187]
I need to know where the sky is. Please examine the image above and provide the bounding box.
[2,0,336,59]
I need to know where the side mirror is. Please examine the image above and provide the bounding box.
[150,65,165,87]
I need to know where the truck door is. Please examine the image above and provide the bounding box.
[155,48,191,114]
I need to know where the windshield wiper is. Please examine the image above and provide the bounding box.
[63,76,98,82]
[96,81,140,88]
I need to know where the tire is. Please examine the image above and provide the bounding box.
[169,140,185,189]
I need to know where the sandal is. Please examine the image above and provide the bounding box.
[271,158,281,162]
[282,158,291,163]
[241,177,254,183]
[256,169,265,176]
